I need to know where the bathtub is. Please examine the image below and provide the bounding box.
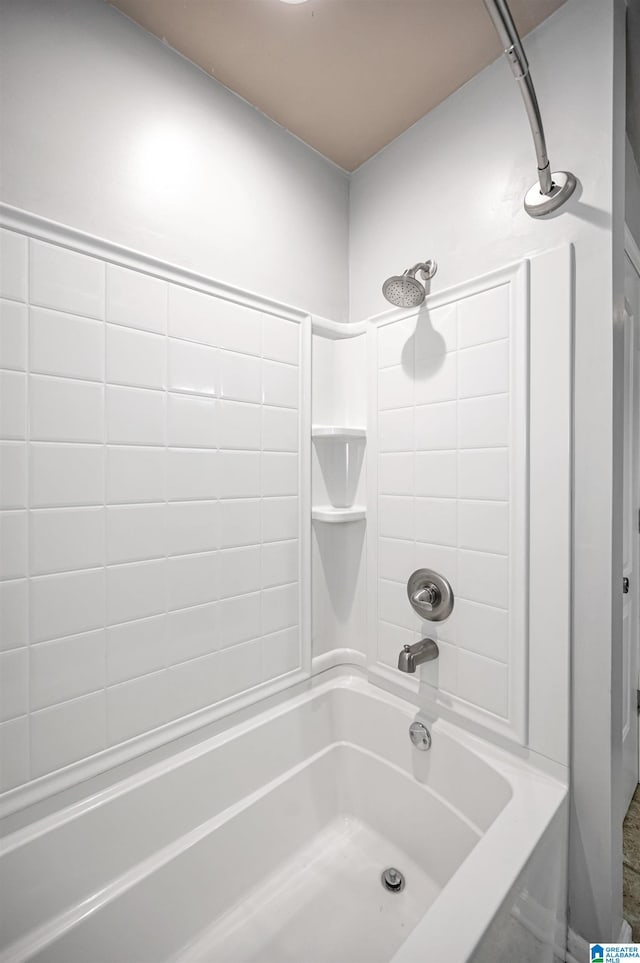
[0,668,567,963]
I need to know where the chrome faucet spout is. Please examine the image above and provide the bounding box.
[397,638,439,673]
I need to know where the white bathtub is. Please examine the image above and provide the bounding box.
[0,669,567,963]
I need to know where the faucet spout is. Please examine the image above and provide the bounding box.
[397,638,439,673]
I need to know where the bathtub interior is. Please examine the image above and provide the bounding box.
[175,745,478,963]
[0,677,519,963]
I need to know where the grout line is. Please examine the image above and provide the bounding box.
[380,390,509,415]
[28,301,103,324]
[27,368,298,409]
[258,317,265,682]
[161,278,169,681]
[455,303,461,568]
[100,259,108,751]
[25,237,32,781]
[456,335,509,353]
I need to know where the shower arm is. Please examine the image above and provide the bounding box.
[405,260,437,281]
[482,0,576,216]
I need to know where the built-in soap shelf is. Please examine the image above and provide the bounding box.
[311,506,367,524]
[312,425,366,440]
[311,425,367,524]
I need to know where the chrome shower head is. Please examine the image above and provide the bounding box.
[382,260,437,308]
[382,273,425,308]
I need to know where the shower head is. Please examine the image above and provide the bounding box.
[382,273,425,309]
[382,260,437,308]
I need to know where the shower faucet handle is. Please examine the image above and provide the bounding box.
[407,569,454,622]
[411,584,440,610]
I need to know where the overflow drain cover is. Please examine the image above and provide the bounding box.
[381,867,405,892]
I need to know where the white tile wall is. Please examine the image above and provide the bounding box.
[166,603,215,665]
[166,501,218,556]
[261,453,297,497]
[106,264,167,334]
[219,349,262,404]
[0,230,28,302]
[262,497,298,543]
[0,579,28,651]
[106,559,167,626]
[30,240,105,320]
[30,507,105,575]
[374,283,522,726]
[167,393,216,449]
[218,545,261,600]
[30,307,104,382]
[167,552,218,611]
[262,407,298,452]
[106,670,171,746]
[106,385,165,446]
[30,569,105,643]
[106,325,166,390]
[31,444,104,507]
[107,447,165,504]
[218,592,261,649]
[218,451,260,499]
[0,371,27,439]
[106,504,166,564]
[166,449,216,501]
[0,511,27,579]
[264,626,300,679]
[168,339,217,396]
[107,614,167,684]
[0,231,303,793]
[0,648,28,721]
[30,376,103,443]
[30,691,106,778]
[0,299,27,371]
[0,443,27,509]
[30,630,106,711]
[262,540,298,589]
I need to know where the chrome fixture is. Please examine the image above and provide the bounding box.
[409,720,432,751]
[381,867,406,892]
[407,569,454,622]
[483,0,576,217]
[398,638,439,673]
[382,260,437,308]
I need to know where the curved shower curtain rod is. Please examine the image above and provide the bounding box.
[483,0,577,217]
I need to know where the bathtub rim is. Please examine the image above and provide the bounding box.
[0,641,567,827]
[1,663,566,850]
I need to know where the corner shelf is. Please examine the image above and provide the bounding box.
[312,425,366,441]
[312,506,367,524]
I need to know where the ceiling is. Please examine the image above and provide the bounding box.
[109,0,567,172]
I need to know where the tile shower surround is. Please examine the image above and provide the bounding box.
[373,276,526,734]
[0,228,303,791]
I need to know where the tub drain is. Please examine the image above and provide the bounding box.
[381,867,405,892]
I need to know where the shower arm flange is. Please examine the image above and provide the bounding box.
[483,0,577,217]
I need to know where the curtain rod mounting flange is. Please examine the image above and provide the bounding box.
[524,171,577,217]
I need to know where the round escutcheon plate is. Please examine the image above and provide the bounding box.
[407,568,454,622]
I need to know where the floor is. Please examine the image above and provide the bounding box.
[624,785,640,941]
[178,816,440,962]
